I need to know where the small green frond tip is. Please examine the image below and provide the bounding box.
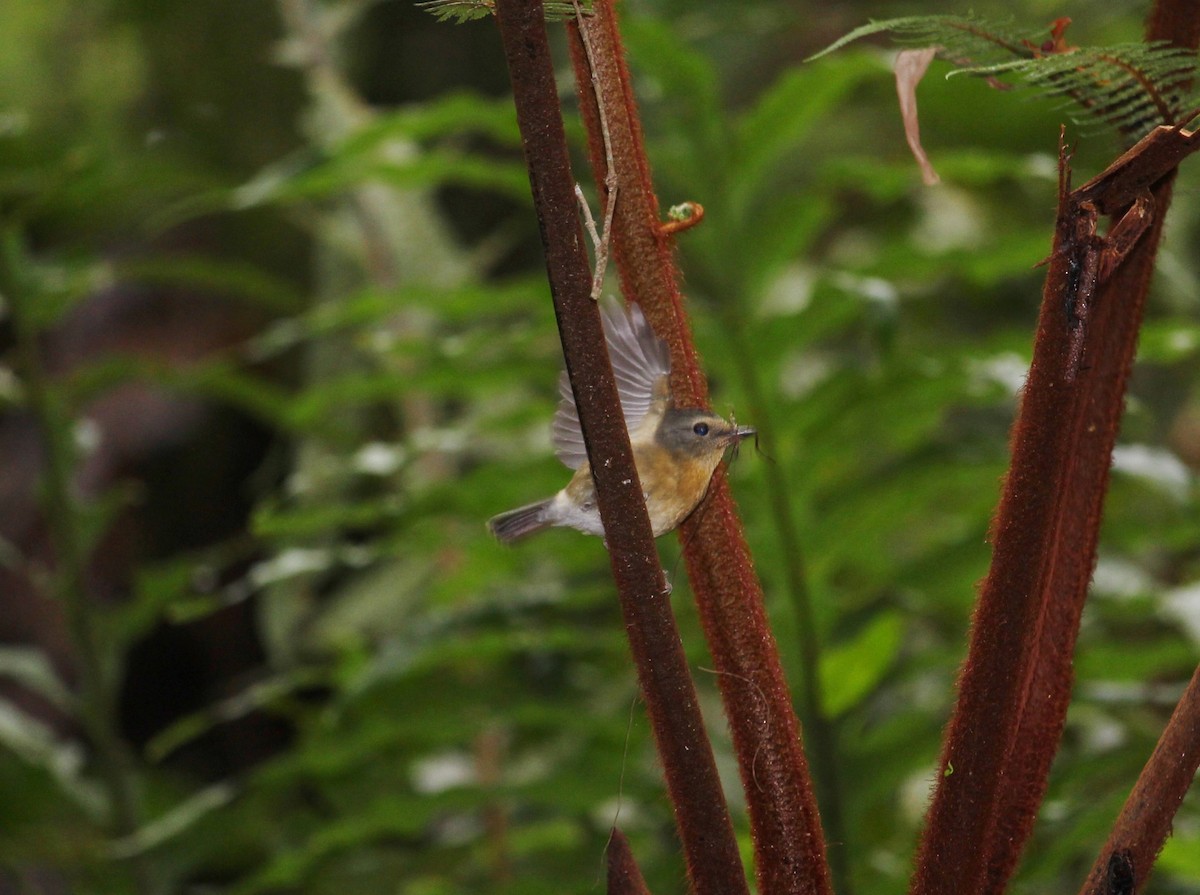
[418,0,592,24]
[417,0,494,24]
[667,203,695,222]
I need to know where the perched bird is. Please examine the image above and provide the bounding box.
[488,300,755,543]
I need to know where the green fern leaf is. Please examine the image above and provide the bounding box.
[953,41,1199,135]
[418,0,591,24]
[417,0,494,23]
[806,15,1036,65]
[809,15,1200,140]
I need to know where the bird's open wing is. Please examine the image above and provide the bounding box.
[552,300,672,469]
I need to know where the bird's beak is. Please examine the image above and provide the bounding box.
[720,424,756,447]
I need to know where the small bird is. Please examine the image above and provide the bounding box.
[488,300,755,543]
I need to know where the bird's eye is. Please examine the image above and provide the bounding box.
[692,422,709,436]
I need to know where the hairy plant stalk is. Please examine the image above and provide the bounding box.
[719,310,850,892]
[2,230,155,895]
[1072,5,1200,889]
[1076,662,1200,894]
[911,2,1200,889]
[911,135,1177,895]
[607,829,653,895]
[491,3,748,892]
[566,5,832,893]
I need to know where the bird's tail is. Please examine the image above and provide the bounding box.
[488,499,554,544]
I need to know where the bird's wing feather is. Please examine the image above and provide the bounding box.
[552,300,671,469]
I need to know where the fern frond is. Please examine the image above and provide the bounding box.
[807,15,1037,65]
[809,15,1200,141]
[954,41,1198,136]
[418,0,493,24]
[418,0,591,24]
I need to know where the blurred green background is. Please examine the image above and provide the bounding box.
[1,0,1199,892]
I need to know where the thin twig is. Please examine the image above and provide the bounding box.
[573,0,617,301]
[575,184,604,252]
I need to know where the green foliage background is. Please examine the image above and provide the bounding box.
[1,0,1199,893]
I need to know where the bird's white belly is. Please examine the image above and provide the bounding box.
[547,490,606,536]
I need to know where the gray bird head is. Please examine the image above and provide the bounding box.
[656,409,756,458]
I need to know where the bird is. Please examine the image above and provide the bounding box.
[488,300,755,543]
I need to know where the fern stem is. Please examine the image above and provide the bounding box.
[718,302,852,894]
[566,6,834,893]
[493,4,750,892]
[1093,51,1174,125]
[1,229,156,895]
[910,103,1197,895]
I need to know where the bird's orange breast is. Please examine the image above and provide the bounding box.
[560,435,725,538]
[633,441,723,536]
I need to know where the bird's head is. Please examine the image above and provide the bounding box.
[655,409,756,461]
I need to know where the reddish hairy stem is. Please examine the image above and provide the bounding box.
[912,5,1200,887]
[1076,663,1200,894]
[1146,0,1200,62]
[567,5,832,894]
[565,10,706,402]
[491,2,746,893]
[1070,8,1200,892]
[607,829,653,895]
[911,146,1171,895]
[981,145,1173,895]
